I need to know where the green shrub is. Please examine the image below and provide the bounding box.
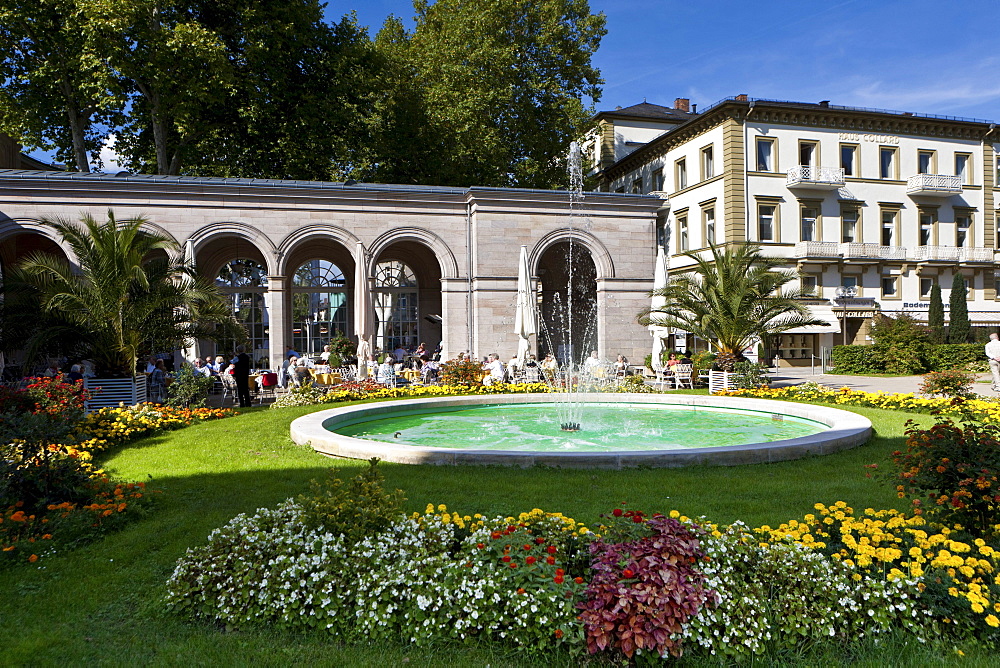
[166,364,214,408]
[920,369,976,398]
[731,361,768,389]
[831,345,881,374]
[297,458,405,545]
[439,357,485,386]
[925,344,988,373]
[834,343,986,375]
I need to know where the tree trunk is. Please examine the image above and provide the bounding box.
[60,80,91,172]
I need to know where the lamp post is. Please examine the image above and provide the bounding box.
[835,286,857,346]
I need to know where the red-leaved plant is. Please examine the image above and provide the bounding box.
[577,513,712,659]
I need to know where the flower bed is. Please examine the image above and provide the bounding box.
[271,380,552,409]
[166,462,1000,659]
[720,383,1000,423]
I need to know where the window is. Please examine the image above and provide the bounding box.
[919,210,935,246]
[675,158,688,190]
[756,138,775,172]
[800,206,819,242]
[840,144,858,177]
[652,168,664,192]
[216,258,269,361]
[292,259,349,355]
[918,150,935,175]
[956,213,972,248]
[841,275,860,295]
[614,186,625,193]
[655,214,668,248]
[920,278,933,299]
[881,209,898,246]
[677,213,689,252]
[373,260,419,352]
[841,209,858,243]
[955,153,971,184]
[801,275,819,297]
[881,276,899,298]
[799,140,818,167]
[703,207,716,246]
[701,145,714,179]
[880,146,897,179]
[758,204,776,241]
[631,177,643,194]
[995,156,1000,186]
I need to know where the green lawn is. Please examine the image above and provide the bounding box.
[0,398,994,665]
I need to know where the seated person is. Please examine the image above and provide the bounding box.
[291,358,312,387]
[319,345,332,363]
[192,358,212,378]
[67,364,84,382]
[482,353,505,385]
[583,350,601,374]
[613,354,629,373]
[376,358,396,385]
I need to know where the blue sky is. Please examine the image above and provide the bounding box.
[337,0,1000,121]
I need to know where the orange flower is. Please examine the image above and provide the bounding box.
[117,503,127,512]
[9,511,25,522]
[28,554,38,563]
[2,546,14,552]
[41,534,52,540]
[101,509,113,517]
[554,629,564,639]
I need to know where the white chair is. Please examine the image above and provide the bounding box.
[672,364,694,389]
[219,373,239,406]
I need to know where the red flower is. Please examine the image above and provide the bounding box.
[574,576,584,584]
[612,508,623,517]
[554,629,564,639]
[535,536,545,544]
[526,556,537,565]
[555,568,564,576]
[502,555,512,562]
[523,544,532,551]
[546,545,557,554]
[509,562,518,569]
[622,569,635,578]
[517,587,526,594]
[632,515,643,523]
[490,532,501,540]
[546,556,555,565]
[507,525,516,532]
[476,543,485,549]
[553,575,564,584]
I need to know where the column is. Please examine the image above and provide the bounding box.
[266,275,287,371]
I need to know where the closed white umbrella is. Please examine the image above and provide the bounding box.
[514,245,536,366]
[649,244,671,368]
[354,242,374,379]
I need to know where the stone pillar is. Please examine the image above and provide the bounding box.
[441,278,472,360]
[266,276,287,371]
[597,277,655,365]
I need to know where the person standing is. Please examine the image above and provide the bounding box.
[986,333,1000,392]
[232,345,252,407]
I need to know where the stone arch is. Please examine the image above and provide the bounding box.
[276,224,360,277]
[186,221,278,278]
[0,217,79,268]
[529,228,615,280]
[367,227,459,279]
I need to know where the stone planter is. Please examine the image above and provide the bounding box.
[84,375,148,413]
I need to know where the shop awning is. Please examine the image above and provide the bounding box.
[780,304,841,334]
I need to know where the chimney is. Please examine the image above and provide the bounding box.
[735,94,748,102]
[674,98,690,112]
[819,100,830,107]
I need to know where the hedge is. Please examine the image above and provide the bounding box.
[830,343,987,375]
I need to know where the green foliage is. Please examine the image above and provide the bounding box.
[925,344,988,373]
[641,243,826,355]
[297,458,405,545]
[870,313,930,347]
[833,343,987,375]
[928,283,945,344]
[3,211,241,375]
[894,417,1000,537]
[949,274,971,344]
[919,369,975,398]
[731,360,768,389]
[166,364,214,408]
[439,357,486,386]
[327,330,355,360]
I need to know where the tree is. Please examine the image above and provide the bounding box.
[366,0,606,188]
[639,243,827,355]
[0,0,122,171]
[3,211,243,375]
[948,273,971,344]
[927,282,945,344]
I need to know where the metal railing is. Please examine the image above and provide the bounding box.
[906,173,962,195]
[840,242,907,260]
[786,165,846,188]
[794,241,840,257]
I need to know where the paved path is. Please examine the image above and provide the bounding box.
[767,367,998,398]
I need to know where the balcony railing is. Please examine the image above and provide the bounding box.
[960,247,994,263]
[906,174,962,196]
[914,245,961,261]
[794,241,840,257]
[786,165,845,190]
[840,243,907,260]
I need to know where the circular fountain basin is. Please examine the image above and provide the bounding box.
[290,393,872,468]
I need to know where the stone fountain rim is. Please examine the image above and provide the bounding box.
[289,392,872,469]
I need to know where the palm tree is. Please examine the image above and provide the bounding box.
[2,210,243,376]
[639,242,827,355]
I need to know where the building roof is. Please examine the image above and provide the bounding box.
[594,101,695,123]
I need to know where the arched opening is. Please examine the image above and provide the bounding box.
[214,258,269,366]
[291,259,349,356]
[537,241,597,365]
[371,241,443,354]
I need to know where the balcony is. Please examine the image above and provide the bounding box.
[840,243,907,261]
[960,247,994,263]
[914,245,960,262]
[794,241,840,258]
[786,165,845,190]
[906,174,962,196]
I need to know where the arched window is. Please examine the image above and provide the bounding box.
[291,259,349,356]
[373,260,418,352]
[216,258,268,366]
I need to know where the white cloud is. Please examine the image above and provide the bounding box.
[96,133,122,173]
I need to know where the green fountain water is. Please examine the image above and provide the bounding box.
[333,402,825,452]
